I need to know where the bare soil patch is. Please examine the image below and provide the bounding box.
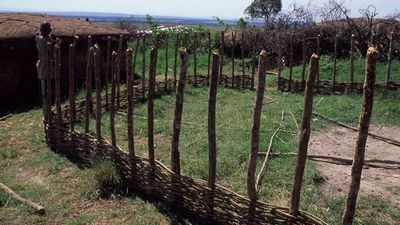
[309,125,400,206]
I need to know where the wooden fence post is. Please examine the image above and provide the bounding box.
[301,34,307,90]
[127,48,135,153]
[208,49,220,191]
[94,45,102,139]
[342,47,378,225]
[54,44,62,125]
[386,31,394,87]
[241,31,245,89]
[333,35,338,92]
[171,48,189,175]
[247,50,268,202]
[316,34,321,91]
[164,33,169,91]
[142,35,146,99]
[208,32,212,86]
[86,35,93,114]
[289,33,294,92]
[251,35,257,90]
[220,31,225,85]
[174,32,179,88]
[289,53,319,217]
[84,47,94,133]
[148,46,158,165]
[105,36,111,111]
[69,42,76,131]
[194,33,198,87]
[350,34,355,86]
[231,32,236,89]
[45,43,52,124]
[110,51,117,147]
[116,35,123,109]
[277,40,282,89]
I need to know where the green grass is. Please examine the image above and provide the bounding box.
[282,55,400,82]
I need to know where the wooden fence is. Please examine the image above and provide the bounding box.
[40,31,381,224]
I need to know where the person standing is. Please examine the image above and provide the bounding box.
[36,21,52,106]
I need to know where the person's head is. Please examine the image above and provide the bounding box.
[39,21,52,36]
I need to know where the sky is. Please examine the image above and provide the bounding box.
[0,0,397,19]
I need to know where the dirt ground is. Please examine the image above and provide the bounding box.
[309,125,400,207]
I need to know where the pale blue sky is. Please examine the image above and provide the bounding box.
[0,0,397,19]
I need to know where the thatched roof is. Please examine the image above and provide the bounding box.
[0,13,129,40]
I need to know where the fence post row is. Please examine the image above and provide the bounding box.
[289,53,319,217]
[84,47,94,134]
[342,47,378,225]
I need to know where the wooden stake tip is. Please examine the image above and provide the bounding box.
[367,47,378,55]
[212,49,220,56]
[259,50,267,57]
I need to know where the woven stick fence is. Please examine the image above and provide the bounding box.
[278,32,400,94]
[39,32,328,224]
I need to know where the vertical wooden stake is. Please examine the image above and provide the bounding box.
[316,34,321,91]
[386,31,394,87]
[110,52,117,147]
[350,34,355,85]
[84,47,94,133]
[171,48,189,175]
[241,31,245,89]
[220,31,225,85]
[333,35,338,92]
[87,35,93,114]
[342,47,378,225]
[247,50,268,202]
[277,40,282,85]
[174,32,179,88]
[288,33,294,91]
[289,54,319,217]
[54,44,62,125]
[45,43,52,124]
[68,43,76,131]
[94,45,102,139]
[301,34,307,90]
[231,32,236,89]
[126,48,136,157]
[251,34,257,90]
[164,33,169,91]
[194,33,198,87]
[105,36,111,111]
[208,49,220,191]
[116,35,123,109]
[207,32,212,86]
[148,46,158,165]
[142,35,146,99]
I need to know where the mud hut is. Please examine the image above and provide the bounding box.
[0,13,129,113]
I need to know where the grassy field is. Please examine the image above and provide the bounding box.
[282,55,400,82]
[1,55,400,224]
